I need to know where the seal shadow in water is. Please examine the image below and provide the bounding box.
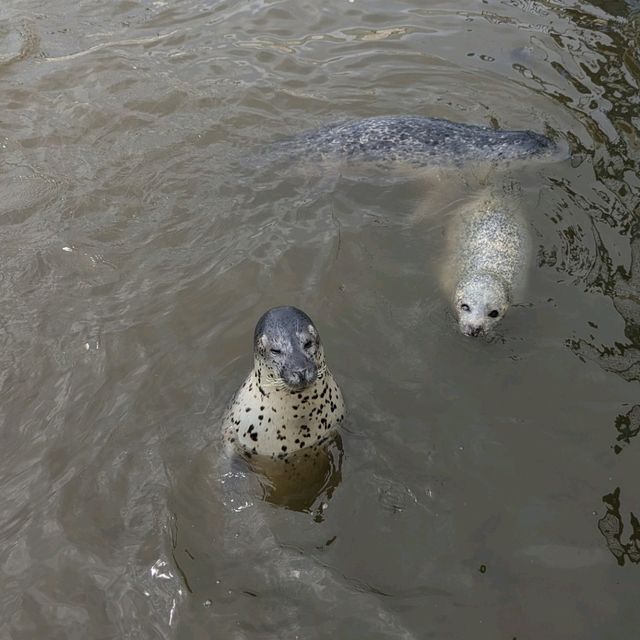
[234,434,344,516]
[166,437,418,639]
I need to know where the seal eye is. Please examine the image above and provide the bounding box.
[461,303,470,312]
[303,340,313,350]
[270,348,282,355]
[488,310,499,319]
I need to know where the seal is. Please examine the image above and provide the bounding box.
[273,115,559,168]
[222,306,345,463]
[442,190,530,337]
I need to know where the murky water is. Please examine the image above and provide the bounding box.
[1,0,639,638]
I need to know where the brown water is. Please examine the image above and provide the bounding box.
[1,0,639,638]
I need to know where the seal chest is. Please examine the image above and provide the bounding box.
[222,306,345,463]
[442,190,530,337]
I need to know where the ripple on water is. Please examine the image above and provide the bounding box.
[0,19,40,67]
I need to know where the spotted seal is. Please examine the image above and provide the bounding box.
[222,306,345,464]
[272,115,559,168]
[442,190,530,337]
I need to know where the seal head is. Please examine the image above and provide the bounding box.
[454,273,510,337]
[222,306,344,467]
[254,306,322,391]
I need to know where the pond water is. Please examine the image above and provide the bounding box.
[1,0,639,638]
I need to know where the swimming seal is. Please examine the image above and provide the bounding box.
[222,306,345,462]
[273,115,558,167]
[442,190,530,337]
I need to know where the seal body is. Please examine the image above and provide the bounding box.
[442,192,530,337]
[273,116,558,168]
[222,306,345,463]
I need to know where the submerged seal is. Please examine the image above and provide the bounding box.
[273,115,558,168]
[442,191,530,337]
[222,306,345,463]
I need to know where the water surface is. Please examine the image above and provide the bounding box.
[1,0,639,638]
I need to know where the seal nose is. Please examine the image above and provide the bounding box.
[283,363,317,389]
[466,325,483,338]
[293,366,317,386]
[304,366,317,385]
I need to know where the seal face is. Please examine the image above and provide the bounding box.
[222,306,345,462]
[444,192,530,337]
[253,306,320,392]
[455,273,510,337]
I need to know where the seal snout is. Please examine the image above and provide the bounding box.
[463,324,484,338]
[282,362,317,390]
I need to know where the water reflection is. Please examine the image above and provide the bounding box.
[249,436,343,516]
[598,487,640,565]
[167,442,417,639]
[613,404,640,454]
[566,234,640,381]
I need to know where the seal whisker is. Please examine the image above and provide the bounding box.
[262,379,287,389]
